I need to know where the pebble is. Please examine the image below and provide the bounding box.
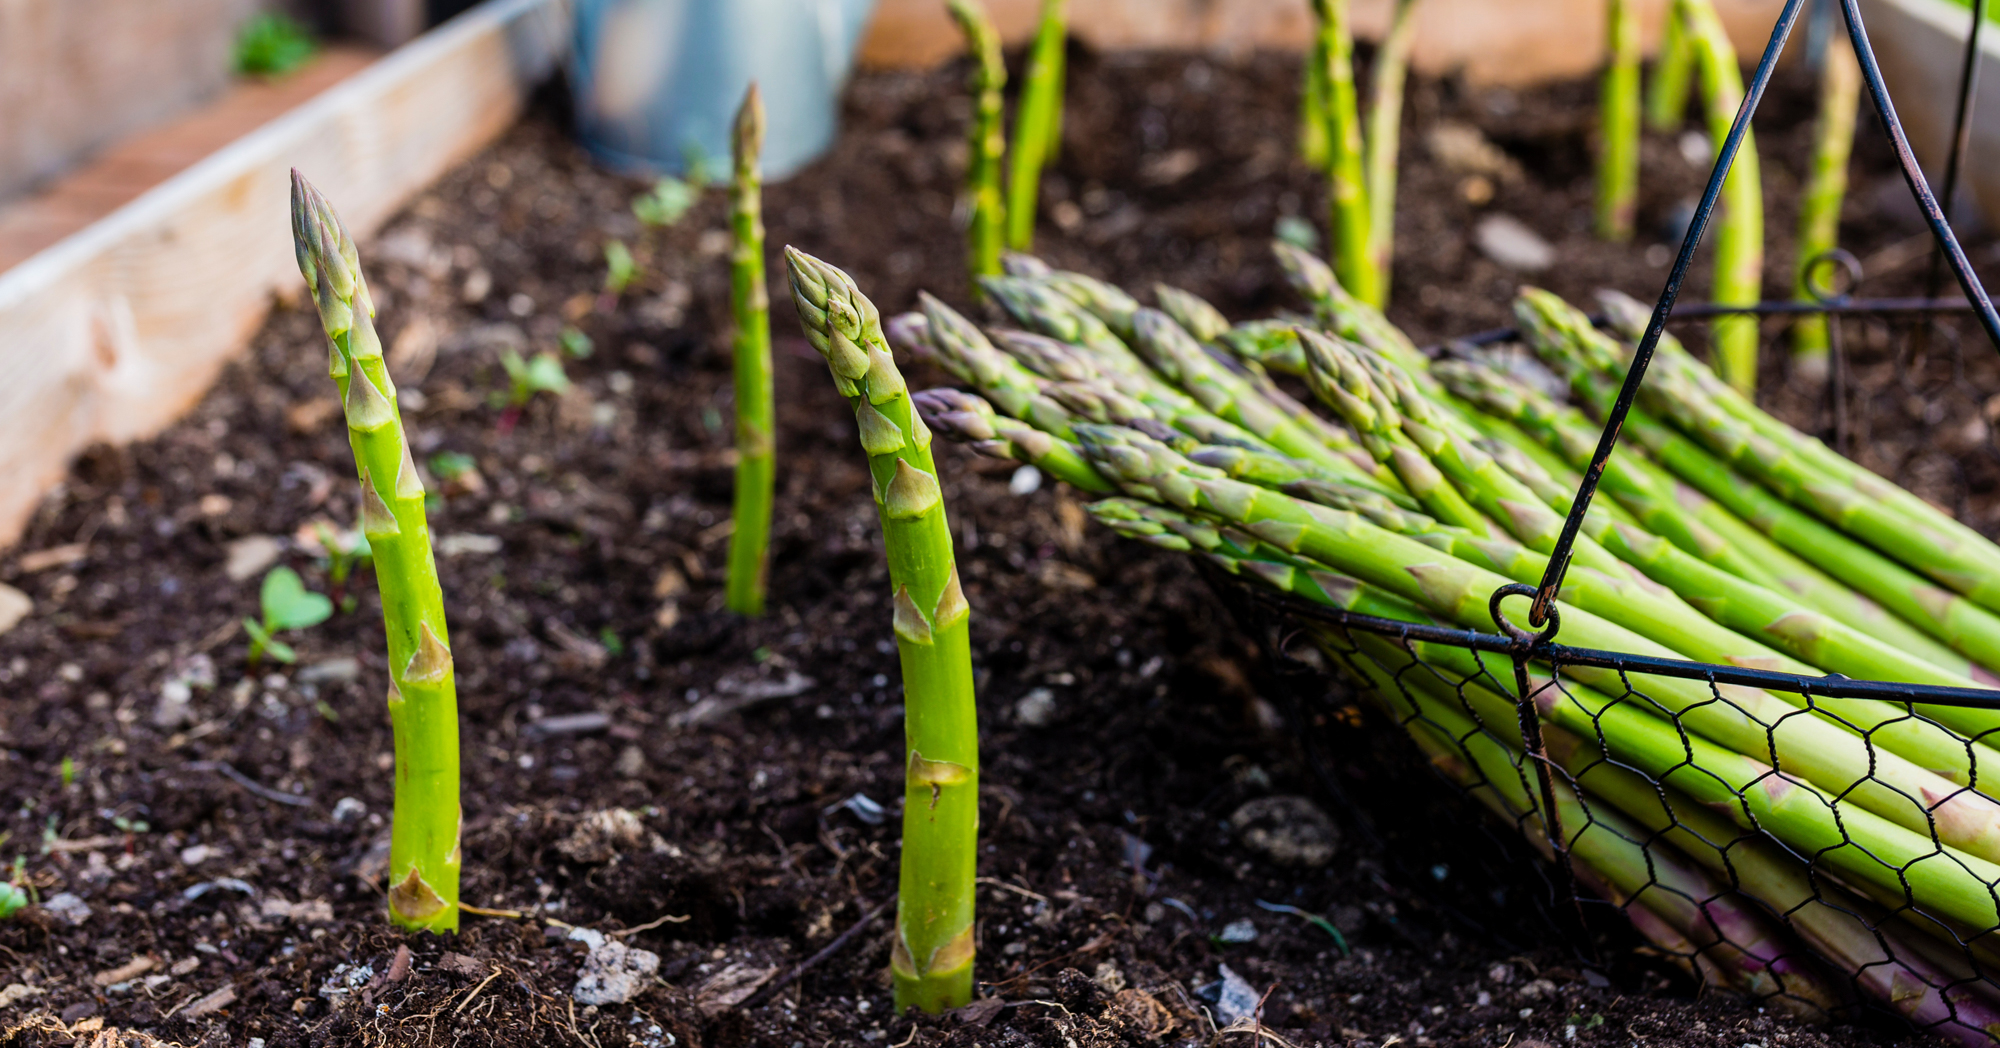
[1213,964,1262,1026]
[41,892,91,927]
[0,584,30,635]
[568,926,660,1006]
[525,711,612,738]
[1008,465,1043,496]
[223,535,284,582]
[298,657,360,684]
[1473,214,1556,272]
[1217,919,1258,943]
[1014,687,1057,727]
[438,533,502,557]
[614,745,647,779]
[331,797,368,825]
[1231,795,1340,868]
[179,844,217,866]
[557,809,663,864]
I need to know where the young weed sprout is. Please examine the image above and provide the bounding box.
[785,248,979,1013]
[292,171,462,932]
[244,565,334,667]
[498,348,571,433]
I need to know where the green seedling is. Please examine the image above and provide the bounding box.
[59,757,75,788]
[234,12,317,77]
[245,566,334,667]
[633,176,701,228]
[559,327,595,359]
[313,521,373,611]
[110,814,149,834]
[604,240,638,297]
[428,452,478,483]
[498,350,571,433]
[0,883,24,921]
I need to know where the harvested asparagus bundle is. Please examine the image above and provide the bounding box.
[785,249,979,1012]
[292,173,461,932]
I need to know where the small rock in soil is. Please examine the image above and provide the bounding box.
[183,982,238,1018]
[557,809,661,864]
[1009,464,1043,495]
[0,584,30,635]
[41,892,91,926]
[568,926,661,1006]
[691,960,777,1016]
[1213,963,1262,1026]
[525,711,612,738]
[1014,687,1057,727]
[1230,795,1339,868]
[331,797,367,825]
[1474,214,1556,272]
[0,984,41,1008]
[297,657,360,684]
[223,535,283,582]
[180,843,217,865]
[1217,918,1257,943]
[614,745,647,778]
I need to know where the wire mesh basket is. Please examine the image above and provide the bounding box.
[1209,0,2000,1039]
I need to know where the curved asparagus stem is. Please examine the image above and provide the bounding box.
[725,85,774,617]
[785,249,978,1013]
[1005,0,1067,252]
[1308,0,1382,307]
[947,0,1007,288]
[1364,0,1421,292]
[1596,0,1641,241]
[912,388,1111,493]
[292,172,460,932]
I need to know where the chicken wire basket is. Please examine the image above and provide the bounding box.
[1203,0,2000,1041]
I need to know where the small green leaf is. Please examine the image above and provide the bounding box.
[234,12,317,77]
[598,628,624,656]
[632,177,699,227]
[559,327,596,359]
[261,566,334,632]
[59,757,74,788]
[0,883,25,920]
[265,637,298,664]
[428,451,478,482]
[524,352,571,395]
[604,240,638,294]
[1275,215,1321,253]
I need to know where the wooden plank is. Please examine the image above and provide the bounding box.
[0,0,566,548]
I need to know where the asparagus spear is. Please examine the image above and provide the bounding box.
[1300,27,1333,169]
[1647,0,1694,131]
[1680,0,1764,393]
[1271,241,1427,378]
[1791,33,1860,377]
[947,0,1007,288]
[912,388,1111,492]
[725,85,775,617]
[291,173,460,932]
[1152,283,1364,455]
[1005,0,1067,252]
[1364,0,1421,292]
[785,249,979,1012]
[1308,0,1383,307]
[1154,284,1230,343]
[1596,0,1641,241]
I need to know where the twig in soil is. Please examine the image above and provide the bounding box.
[739,895,895,1009]
[610,911,691,937]
[974,876,1047,903]
[183,760,312,807]
[453,965,504,1016]
[458,902,527,919]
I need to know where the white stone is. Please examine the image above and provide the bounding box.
[570,927,660,1006]
[42,892,91,927]
[223,535,284,582]
[0,585,29,635]
[1474,214,1555,273]
[1014,687,1057,727]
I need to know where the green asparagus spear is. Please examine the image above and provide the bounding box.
[912,388,1111,492]
[1301,30,1333,169]
[725,85,775,617]
[291,172,460,932]
[1680,0,1764,393]
[1596,0,1641,241]
[1309,0,1383,308]
[1647,0,1694,130]
[1005,0,1067,251]
[947,0,1007,288]
[1365,0,1421,291]
[785,249,979,1012]
[1791,34,1860,376]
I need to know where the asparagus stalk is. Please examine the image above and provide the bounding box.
[1596,0,1642,241]
[1364,0,1421,290]
[1309,0,1383,308]
[1790,34,1860,377]
[725,85,775,617]
[948,0,1007,288]
[1301,30,1333,169]
[784,249,979,1012]
[1271,241,1427,377]
[1647,0,1695,131]
[1005,0,1068,252]
[912,388,1111,492]
[1680,0,1764,393]
[1153,284,1231,343]
[291,173,460,932]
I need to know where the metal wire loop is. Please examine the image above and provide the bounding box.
[1490,582,1560,649]
[1802,247,1863,304]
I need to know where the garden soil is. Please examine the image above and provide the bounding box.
[4,44,1995,1048]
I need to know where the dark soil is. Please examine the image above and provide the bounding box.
[2,43,1991,1048]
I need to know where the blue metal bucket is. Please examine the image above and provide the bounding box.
[570,0,879,182]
